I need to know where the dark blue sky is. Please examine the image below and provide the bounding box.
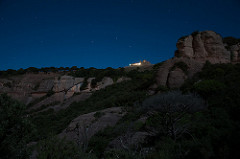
[0,0,240,70]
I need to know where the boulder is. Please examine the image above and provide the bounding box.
[167,68,187,88]
[96,77,114,90]
[59,107,125,144]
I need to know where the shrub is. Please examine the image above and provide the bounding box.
[36,136,78,159]
[91,79,98,88]
[191,30,199,36]
[80,78,88,90]
[142,91,206,113]
[223,36,240,46]
[155,85,169,92]
[0,94,34,159]
[153,62,164,70]
[192,80,226,97]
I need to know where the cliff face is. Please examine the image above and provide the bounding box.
[155,30,239,88]
[0,73,129,113]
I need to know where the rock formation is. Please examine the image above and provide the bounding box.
[230,43,240,62]
[155,30,237,89]
[175,31,230,63]
[0,73,130,113]
[59,107,125,144]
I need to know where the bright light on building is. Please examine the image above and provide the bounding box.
[129,62,141,66]
[128,60,151,67]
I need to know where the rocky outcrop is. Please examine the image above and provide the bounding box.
[0,73,131,113]
[167,68,187,88]
[230,44,240,62]
[95,77,114,90]
[116,77,131,83]
[155,57,203,88]
[59,107,125,144]
[53,75,84,92]
[176,31,231,63]
[156,30,234,89]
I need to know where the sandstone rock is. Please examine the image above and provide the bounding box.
[167,68,187,88]
[176,35,194,57]
[116,77,131,83]
[28,92,65,111]
[176,31,231,63]
[96,77,114,90]
[156,58,204,89]
[59,107,125,144]
[155,30,233,89]
[37,79,54,92]
[74,77,84,85]
[230,44,240,62]
[53,75,75,92]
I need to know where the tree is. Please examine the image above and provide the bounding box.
[143,91,206,141]
[0,94,34,159]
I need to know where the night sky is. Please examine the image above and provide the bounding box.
[0,0,240,70]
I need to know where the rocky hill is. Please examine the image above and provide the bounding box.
[154,30,240,88]
[1,30,240,159]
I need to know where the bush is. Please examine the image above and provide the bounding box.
[142,91,206,113]
[192,80,226,97]
[80,78,88,90]
[153,62,164,70]
[223,37,240,46]
[37,136,78,159]
[191,30,199,36]
[0,94,34,159]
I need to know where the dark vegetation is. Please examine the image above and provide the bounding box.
[0,66,83,77]
[0,66,127,79]
[0,94,35,159]
[1,62,240,159]
[30,69,154,141]
[170,61,189,74]
[180,62,240,159]
[223,37,240,46]
[223,37,240,52]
